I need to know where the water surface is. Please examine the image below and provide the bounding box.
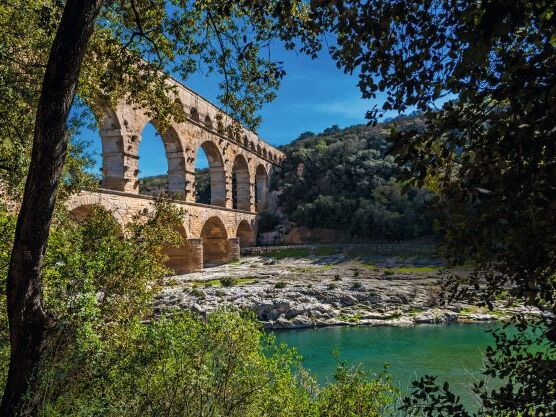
[273,323,497,407]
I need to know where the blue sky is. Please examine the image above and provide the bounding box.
[81,45,396,177]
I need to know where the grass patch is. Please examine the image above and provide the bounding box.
[192,279,221,287]
[338,313,362,323]
[314,246,340,256]
[359,262,377,270]
[383,269,395,276]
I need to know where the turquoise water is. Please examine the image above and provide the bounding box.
[273,323,497,407]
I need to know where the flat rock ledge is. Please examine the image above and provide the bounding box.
[154,256,540,330]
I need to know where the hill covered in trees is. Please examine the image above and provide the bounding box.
[271,114,435,240]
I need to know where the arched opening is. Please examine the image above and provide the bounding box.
[204,115,213,128]
[232,155,250,211]
[243,136,249,147]
[138,122,186,197]
[249,142,256,152]
[190,107,200,122]
[236,220,254,248]
[69,204,123,234]
[164,224,191,274]
[195,141,226,207]
[201,217,229,266]
[257,144,262,155]
[263,148,268,158]
[255,164,269,212]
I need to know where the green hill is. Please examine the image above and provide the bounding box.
[271,114,434,240]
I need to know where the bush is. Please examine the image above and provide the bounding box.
[190,288,205,298]
[0,206,399,416]
[351,281,363,290]
[328,283,338,290]
[257,211,281,233]
[274,281,287,289]
[383,269,395,276]
[219,276,237,287]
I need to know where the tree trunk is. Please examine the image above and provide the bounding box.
[0,1,103,415]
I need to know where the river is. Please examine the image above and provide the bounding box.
[273,322,498,408]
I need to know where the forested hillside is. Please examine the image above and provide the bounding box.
[140,169,210,204]
[272,114,434,240]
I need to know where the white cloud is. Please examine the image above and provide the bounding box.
[294,98,371,120]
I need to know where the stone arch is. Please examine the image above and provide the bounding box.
[196,141,226,207]
[67,194,125,227]
[243,136,249,147]
[204,114,213,128]
[236,220,254,247]
[138,121,187,196]
[249,142,256,152]
[262,148,268,158]
[201,216,229,266]
[190,107,200,122]
[257,144,262,155]
[255,164,269,212]
[232,155,251,211]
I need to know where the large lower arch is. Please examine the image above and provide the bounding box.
[196,141,227,207]
[232,155,251,211]
[236,220,255,248]
[200,216,229,266]
[255,164,269,212]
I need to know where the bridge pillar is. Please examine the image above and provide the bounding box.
[227,238,240,262]
[101,129,139,193]
[248,182,256,212]
[187,238,204,272]
[209,166,228,207]
[184,169,197,203]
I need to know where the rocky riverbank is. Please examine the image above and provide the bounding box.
[155,251,537,329]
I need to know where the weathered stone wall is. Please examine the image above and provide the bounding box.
[97,76,283,213]
[69,76,283,273]
[67,189,259,273]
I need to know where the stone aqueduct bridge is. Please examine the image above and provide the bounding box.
[67,77,284,273]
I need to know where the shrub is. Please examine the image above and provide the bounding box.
[190,288,205,298]
[351,281,363,290]
[274,281,287,289]
[333,275,341,281]
[0,207,399,416]
[328,283,338,290]
[383,269,395,276]
[219,276,237,287]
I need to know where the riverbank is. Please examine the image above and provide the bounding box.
[155,250,537,329]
